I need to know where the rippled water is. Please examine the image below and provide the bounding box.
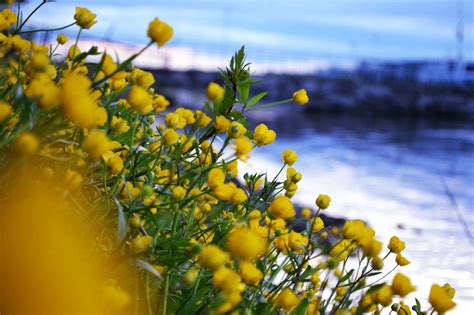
[238,113,474,313]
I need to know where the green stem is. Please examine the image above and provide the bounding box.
[14,0,47,34]
[246,98,292,111]
[18,22,76,35]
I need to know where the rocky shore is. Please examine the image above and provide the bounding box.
[150,69,474,120]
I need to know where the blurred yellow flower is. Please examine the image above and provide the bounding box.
[57,33,68,45]
[199,245,229,270]
[82,130,113,159]
[388,236,406,253]
[268,195,296,219]
[429,284,456,313]
[74,7,97,29]
[276,288,300,311]
[14,132,40,155]
[207,82,225,102]
[292,89,309,105]
[239,261,263,285]
[147,18,173,46]
[227,227,266,261]
[315,194,331,209]
[391,273,415,297]
[282,149,298,166]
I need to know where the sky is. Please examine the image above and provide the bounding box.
[18,0,474,65]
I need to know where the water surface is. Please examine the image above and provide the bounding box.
[239,113,474,313]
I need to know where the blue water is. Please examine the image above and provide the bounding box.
[238,113,474,313]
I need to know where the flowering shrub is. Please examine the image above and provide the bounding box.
[0,2,457,314]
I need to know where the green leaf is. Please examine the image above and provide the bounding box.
[300,266,314,280]
[227,111,246,124]
[246,91,268,107]
[339,269,354,283]
[72,46,100,64]
[292,298,309,315]
[237,80,250,103]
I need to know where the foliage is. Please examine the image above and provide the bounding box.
[0,2,456,314]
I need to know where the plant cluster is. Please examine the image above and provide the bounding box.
[0,2,457,314]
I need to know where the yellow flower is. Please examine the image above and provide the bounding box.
[110,116,130,134]
[388,236,406,253]
[301,207,312,219]
[65,169,83,190]
[397,303,411,315]
[172,186,186,200]
[215,115,231,132]
[268,195,296,219]
[0,101,13,121]
[253,123,276,146]
[371,284,393,307]
[130,235,153,254]
[239,261,263,285]
[162,128,180,146]
[227,121,247,139]
[391,273,415,297]
[165,112,181,129]
[315,194,331,209]
[362,238,382,259]
[101,282,131,311]
[147,17,173,46]
[395,253,410,266]
[234,137,253,160]
[57,33,68,45]
[183,268,198,286]
[199,245,230,270]
[25,74,61,110]
[10,35,31,53]
[231,188,247,205]
[276,288,300,311]
[225,160,238,177]
[206,82,225,102]
[442,283,456,299]
[127,85,153,113]
[429,284,456,313]
[152,94,170,112]
[292,89,309,105]
[14,132,40,155]
[0,8,17,31]
[129,68,155,88]
[310,271,320,285]
[74,7,97,29]
[82,130,113,159]
[329,240,354,260]
[288,231,308,254]
[195,110,212,128]
[30,53,50,71]
[227,227,266,261]
[67,44,81,59]
[100,53,117,76]
[213,266,244,295]
[119,181,141,200]
[108,155,124,174]
[208,168,226,189]
[282,149,298,166]
[371,256,384,270]
[311,216,324,232]
[60,72,105,128]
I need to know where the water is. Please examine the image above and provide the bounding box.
[239,113,474,313]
